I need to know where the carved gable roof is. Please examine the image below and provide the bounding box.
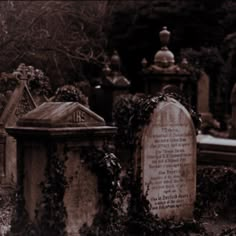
[0,80,37,126]
[17,102,105,127]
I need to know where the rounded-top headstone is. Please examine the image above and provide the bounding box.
[141,97,196,220]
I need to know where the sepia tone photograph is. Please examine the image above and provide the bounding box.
[0,1,236,235]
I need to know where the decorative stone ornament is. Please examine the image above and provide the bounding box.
[141,26,195,103]
[143,26,190,74]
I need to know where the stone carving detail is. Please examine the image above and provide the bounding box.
[71,110,86,123]
[142,27,190,75]
[102,51,131,87]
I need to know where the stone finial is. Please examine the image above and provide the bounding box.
[102,63,111,76]
[180,58,189,71]
[141,58,148,68]
[110,50,121,68]
[13,63,34,81]
[159,26,170,47]
[147,26,179,72]
[153,26,175,69]
[102,50,130,87]
[181,57,188,65]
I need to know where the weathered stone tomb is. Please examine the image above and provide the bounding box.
[7,102,116,235]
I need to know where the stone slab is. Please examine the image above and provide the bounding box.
[141,98,196,220]
[197,134,236,165]
[197,72,210,114]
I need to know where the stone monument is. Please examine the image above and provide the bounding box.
[197,71,213,121]
[141,27,196,106]
[140,97,196,220]
[6,102,117,235]
[90,51,130,123]
[0,64,37,183]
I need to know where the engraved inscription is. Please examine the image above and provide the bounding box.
[72,110,86,123]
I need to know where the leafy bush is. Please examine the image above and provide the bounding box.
[113,93,200,148]
[195,166,236,219]
[53,85,88,106]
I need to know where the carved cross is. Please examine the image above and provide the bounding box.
[13,63,34,81]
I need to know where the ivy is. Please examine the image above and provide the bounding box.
[53,85,88,106]
[220,227,236,236]
[113,93,201,149]
[6,142,37,236]
[195,166,236,220]
[79,147,124,236]
[80,164,206,236]
[79,147,121,206]
[124,165,206,236]
[35,144,68,236]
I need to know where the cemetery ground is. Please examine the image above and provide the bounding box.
[0,165,236,235]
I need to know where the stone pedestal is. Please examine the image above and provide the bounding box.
[102,83,130,123]
[138,97,196,220]
[143,73,196,106]
[90,51,130,124]
[7,102,116,235]
[90,77,130,124]
[141,26,197,107]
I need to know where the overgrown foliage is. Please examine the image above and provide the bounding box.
[53,85,88,106]
[35,144,68,236]
[113,93,200,148]
[79,147,124,236]
[80,147,121,206]
[24,65,53,98]
[80,165,206,236]
[0,187,15,235]
[4,164,236,235]
[195,166,236,220]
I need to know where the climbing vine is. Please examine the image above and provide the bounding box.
[35,144,68,236]
[80,164,207,236]
[79,146,121,206]
[125,165,206,236]
[113,92,201,149]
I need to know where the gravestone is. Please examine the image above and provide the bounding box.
[0,72,37,183]
[230,83,236,138]
[141,97,196,220]
[6,102,116,235]
[197,71,213,122]
[90,51,130,124]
